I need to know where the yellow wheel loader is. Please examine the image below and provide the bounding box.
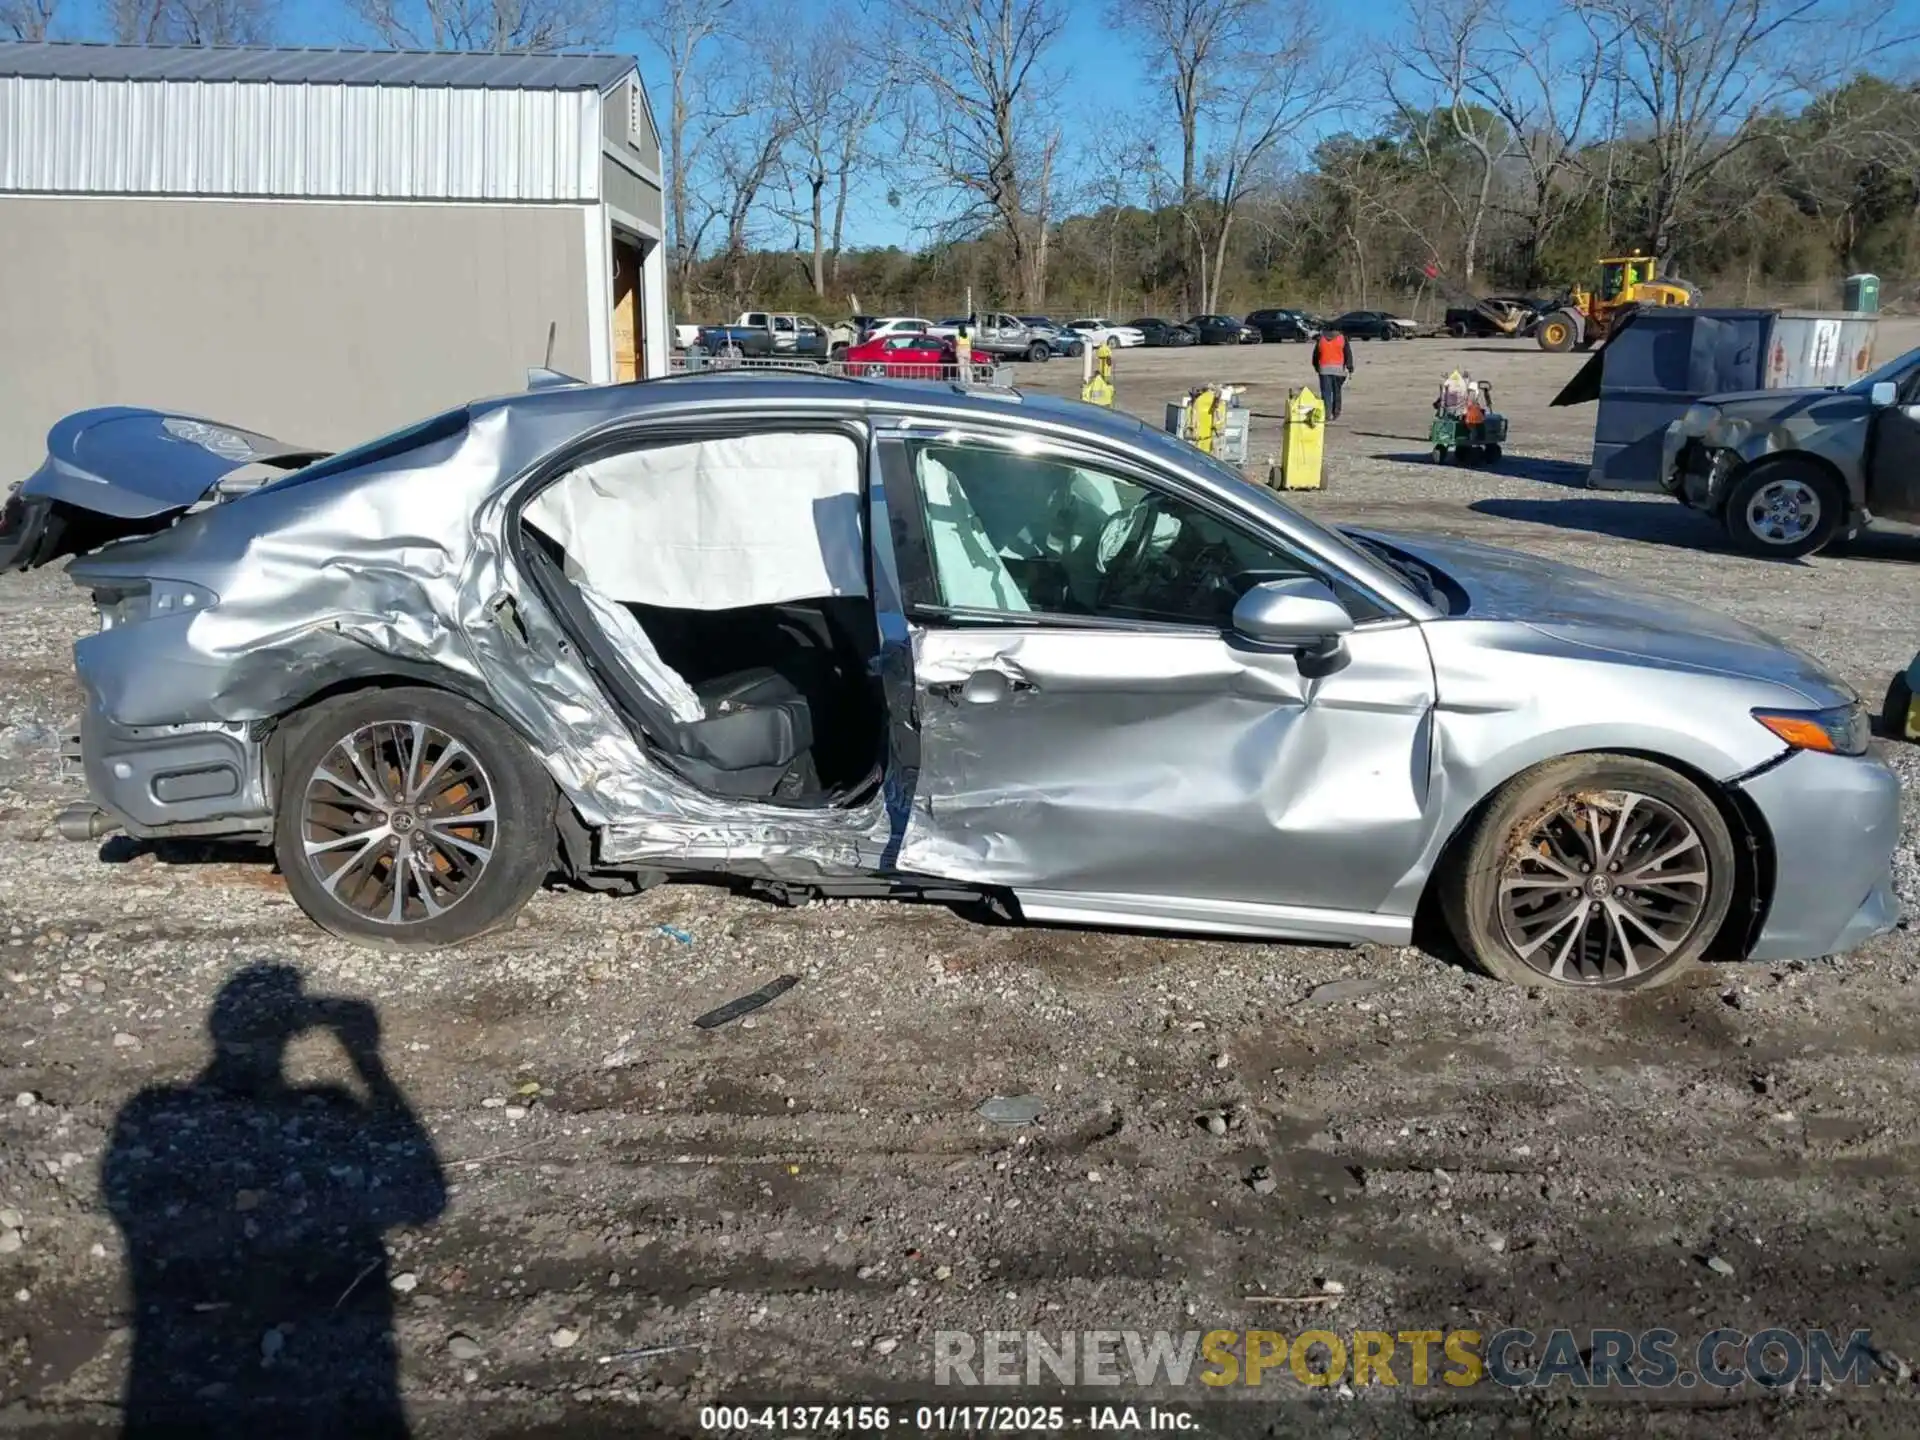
[1535,255,1697,352]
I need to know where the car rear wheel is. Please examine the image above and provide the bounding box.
[274,687,557,949]
[1723,461,1842,559]
[1028,341,1050,363]
[1442,754,1735,991]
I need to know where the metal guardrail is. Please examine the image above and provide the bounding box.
[670,353,1011,386]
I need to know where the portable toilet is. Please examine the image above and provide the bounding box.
[1844,274,1880,313]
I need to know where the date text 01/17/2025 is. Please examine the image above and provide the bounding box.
[698,1405,1199,1431]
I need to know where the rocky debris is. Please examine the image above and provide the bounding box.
[1302,978,1389,1007]
[1247,1165,1277,1196]
[447,1333,485,1361]
[550,1327,581,1350]
[1704,1255,1735,1277]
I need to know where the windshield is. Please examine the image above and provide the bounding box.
[1843,346,1920,396]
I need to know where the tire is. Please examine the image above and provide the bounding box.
[1537,313,1577,352]
[1028,341,1050,363]
[274,686,558,949]
[1447,320,1468,338]
[1243,331,1263,344]
[1440,754,1735,991]
[1432,446,1448,464]
[1484,443,1502,464]
[1723,460,1843,559]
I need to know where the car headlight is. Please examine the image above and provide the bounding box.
[1752,702,1869,756]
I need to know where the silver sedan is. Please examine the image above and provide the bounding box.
[3,376,1901,991]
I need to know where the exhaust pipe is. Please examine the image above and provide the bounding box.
[55,803,119,842]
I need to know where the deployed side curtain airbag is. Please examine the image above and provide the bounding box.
[525,432,865,610]
[572,581,707,724]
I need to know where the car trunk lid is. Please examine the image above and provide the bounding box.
[0,407,329,571]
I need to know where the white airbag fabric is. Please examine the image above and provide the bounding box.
[525,433,864,610]
[573,582,706,724]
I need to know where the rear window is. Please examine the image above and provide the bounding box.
[257,407,469,494]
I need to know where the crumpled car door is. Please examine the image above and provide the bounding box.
[900,620,1438,932]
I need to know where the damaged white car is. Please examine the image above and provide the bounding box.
[0,376,1901,991]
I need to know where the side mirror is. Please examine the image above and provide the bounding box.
[1872,381,1897,408]
[1231,578,1354,654]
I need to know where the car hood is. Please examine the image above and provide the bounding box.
[1349,528,1853,707]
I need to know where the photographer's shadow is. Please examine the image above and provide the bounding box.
[103,963,447,1438]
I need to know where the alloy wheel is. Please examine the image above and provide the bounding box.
[300,721,497,925]
[1496,790,1711,985]
[1746,477,1821,546]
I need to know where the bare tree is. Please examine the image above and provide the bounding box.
[1122,0,1340,312]
[890,0,1066,308]
[351,0,610,50]
[1572,0,1882,259]
[1112,0,1255,312]
[1383,0,1514,284]
[638,0,745,312]
[114,0,271,43]
[1,0,56,40]
[777,12,896,297]
[1469,3,1611,283]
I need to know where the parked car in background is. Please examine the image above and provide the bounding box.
[1019,317,1085,357]
[1066,318,1146,348]
[843,332,965,378]
[1661,344,1920,558]
[14,383,1898,992]
[1128,318,1198,347]
[1245,309,1317,343]
[864,317,935,344]
[1187,315,1259,345]
[1328,311,1417,341]
[1443,297,1547,339]
[672,322,702,351]
[693,313,829,359]
[929,314,1052,362]
[827,315,879,358]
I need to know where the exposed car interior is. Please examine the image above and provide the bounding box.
[908,441,1329,625]
[521,431,884,806]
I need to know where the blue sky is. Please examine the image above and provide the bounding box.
[74,0,1442,249]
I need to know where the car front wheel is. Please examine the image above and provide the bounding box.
[274,687,557,949]
[1441,754,1736,991]
[1723,461,1842,559]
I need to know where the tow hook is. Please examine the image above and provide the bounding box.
[55,803,119,842]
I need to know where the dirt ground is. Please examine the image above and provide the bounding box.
[2,329,1919,1439]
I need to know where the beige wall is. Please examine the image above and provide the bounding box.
[0,196,594,478]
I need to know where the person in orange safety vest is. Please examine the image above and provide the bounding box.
[1311,329,1353,420]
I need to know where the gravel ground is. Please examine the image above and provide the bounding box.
[2,331,1918,1438]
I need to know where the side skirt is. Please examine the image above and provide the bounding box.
[1013,889,1413,946]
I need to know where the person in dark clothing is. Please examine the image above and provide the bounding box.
[103,964,446,1439]
[1312,330,1354,419]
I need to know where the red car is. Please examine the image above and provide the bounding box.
[843,332,962,378]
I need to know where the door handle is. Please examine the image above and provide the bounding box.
[928,668,1037,705]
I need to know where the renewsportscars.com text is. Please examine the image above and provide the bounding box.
[934,1327,1885,1390]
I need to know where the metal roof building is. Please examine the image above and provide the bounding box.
[0,42,667,477]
